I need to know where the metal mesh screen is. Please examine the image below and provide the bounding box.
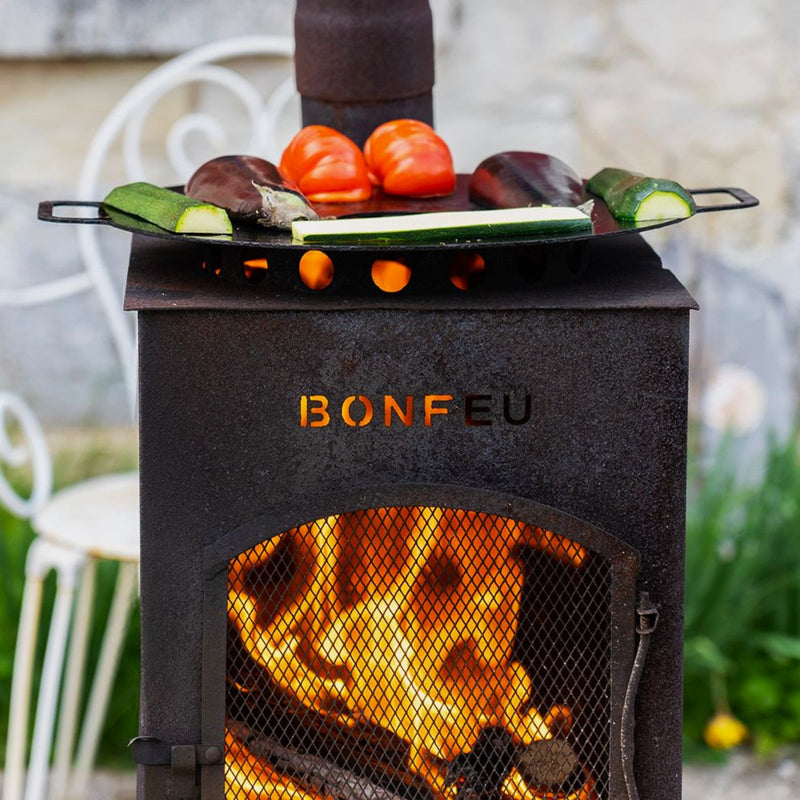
[226,507,611,800]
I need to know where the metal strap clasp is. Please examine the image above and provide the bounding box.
[621,592,660,800]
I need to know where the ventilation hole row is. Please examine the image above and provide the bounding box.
[240,251,488,293]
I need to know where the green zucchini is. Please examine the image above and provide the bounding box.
[103,182,233,234]
[586,167,696,221]
[291,206,591,245]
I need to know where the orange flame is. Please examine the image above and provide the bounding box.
[227,507,591,800]
[226,731,319,800]
[503,768,597,800]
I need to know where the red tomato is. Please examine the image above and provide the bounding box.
[279,126,372,203]
[363,119,456,198]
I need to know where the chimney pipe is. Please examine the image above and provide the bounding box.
[293,0,435,146]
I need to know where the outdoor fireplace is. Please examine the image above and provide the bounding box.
[125,229,693,800]
[122,4,695,800]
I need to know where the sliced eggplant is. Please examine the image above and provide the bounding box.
[185,155,319,229]
[468,151,585,209]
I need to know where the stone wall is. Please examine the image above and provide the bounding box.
[0,0,295,57]
[0,0,796,466]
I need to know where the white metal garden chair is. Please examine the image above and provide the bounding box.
[0,34,296,800]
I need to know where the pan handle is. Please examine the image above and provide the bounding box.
[689,187,759,213]
[37,200,109,224]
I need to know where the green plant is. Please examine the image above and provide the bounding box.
[684,431,800,756]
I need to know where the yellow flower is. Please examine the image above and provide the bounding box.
[703,712,749,750]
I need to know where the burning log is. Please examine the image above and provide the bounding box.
[239,730,412,800]
[227,693,433,800]
[444,727,518,798]
[443,729,585,800]
[226,715,436,800]
[515,739,582,793]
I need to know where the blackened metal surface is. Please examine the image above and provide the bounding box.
[204,486,637,568]
[294,0,434,101]
[299,95,434,149]
[294,0,435,144]
[136,239,691,800]
[41,179,757,253]
[124,232,697,312]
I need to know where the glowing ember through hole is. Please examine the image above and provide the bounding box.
[372,259,411,293]
[299,250,334,290]
[226,507,597,800]
[243,258,269,282]
[449,252,486,291]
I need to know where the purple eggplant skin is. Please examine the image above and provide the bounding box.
[185,155,318,229]
[468,151,585,209]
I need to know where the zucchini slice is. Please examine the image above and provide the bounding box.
[586,167,695,222]
[291,206,591,245]
[103,182,233,234]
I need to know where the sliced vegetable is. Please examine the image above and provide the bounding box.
[291,206,591,245]
[469,151,584,209]
[103,182,232,234]
[185,155,318,229]
[279,125,372,203]
[363,119,456,198]
[586,167,696,221]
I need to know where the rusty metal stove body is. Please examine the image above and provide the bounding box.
[126,230,695,800]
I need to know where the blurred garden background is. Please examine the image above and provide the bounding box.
[2,0,800,797]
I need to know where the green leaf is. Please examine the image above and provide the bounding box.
[736,673,781,715]
[684,636,731,674]
[752,632,800,661]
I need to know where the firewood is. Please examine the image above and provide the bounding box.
[515,738,581,789]
[243,732,410,800]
